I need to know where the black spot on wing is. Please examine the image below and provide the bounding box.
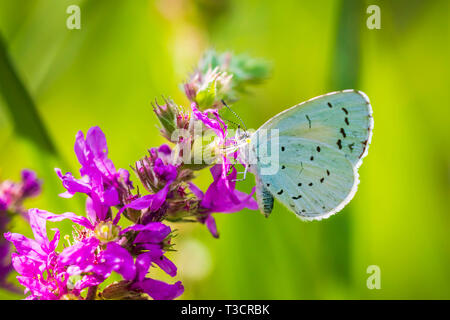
[342,107,348,115]
[292,195,302,200]
[340,128,347,138]
[327,102,333,108]
[316,146,321,152]
[348,143,354,152]
[337,139,342,149]
[320,178,324,183]
[345,117,349,126]
[277,189,284,195]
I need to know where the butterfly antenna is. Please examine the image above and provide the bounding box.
[221,117,240,128]
[221,99,248,132]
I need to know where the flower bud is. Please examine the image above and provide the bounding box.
[153,98,184,140]
[100,281,131,300]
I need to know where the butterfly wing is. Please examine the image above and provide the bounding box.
[252,136,357,220]
[257,89,373,168]
[250,90,373,220]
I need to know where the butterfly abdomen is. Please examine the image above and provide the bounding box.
[258,184,274,217]
[253,170,275,217]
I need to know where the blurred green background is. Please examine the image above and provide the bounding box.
[0,0,449,299]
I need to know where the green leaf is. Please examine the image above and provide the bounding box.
[0,33,57,155]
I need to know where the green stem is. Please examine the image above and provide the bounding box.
[86,285,98,300]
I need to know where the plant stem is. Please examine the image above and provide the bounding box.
[86,285,98,300]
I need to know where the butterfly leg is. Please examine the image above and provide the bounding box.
[226,155,240,175]
[232,163,249,182]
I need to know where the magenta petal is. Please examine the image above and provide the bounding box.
[205,215,219,238]
[28,210,49,250]
[48,228,60,252]
[98,242,136,281]
[11,253,41,277]
[33,209,94,230]
[192,104,227,140]
[200,163,257,215]
[20,169,41,198]
[85,197,98,225]
[113,184,170,225]
[74,130,88,167]
[154,158,177,182]
[132,223,171,244]
[4,232,46,261]
[55,168,91,195]
[103,186,120,207]
[158,144,171,155]
[209,164,223,181]
[58,237,99,267]
[131,279,184,300]
[188,182,204,199]
[86,126,108,159]
[74,275,104,291]
[128,186,169,211]
[121,222,169,234]
[135,243,163,251]
[135,253,152,282]
[153,256,177,277]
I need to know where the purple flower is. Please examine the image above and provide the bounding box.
[56,126,132,205]
[191,103,227,141]
[4,211,68,299]
[132,249,183,300]
[88,239,183,300]
[131,278,184,300]
[74,126,133,190]
[0,169,42,291]
[80,242,136,282]
[6,210,129,299]
[113,183,171,225]
[55,127,136,224]
[20,170,42,198]
[137,144,178,187]
[189,164,257,238]
[30,207,183,299]
[123,222,177,276]
[154,158,177,183]
[0,234,13,289]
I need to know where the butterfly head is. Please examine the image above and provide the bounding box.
[234,125,251,145]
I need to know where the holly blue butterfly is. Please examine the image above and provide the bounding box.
[237,89,373,220]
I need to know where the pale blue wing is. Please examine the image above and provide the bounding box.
[251,136,356,220]
[249,90,373,220]
[256,90,373,169]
